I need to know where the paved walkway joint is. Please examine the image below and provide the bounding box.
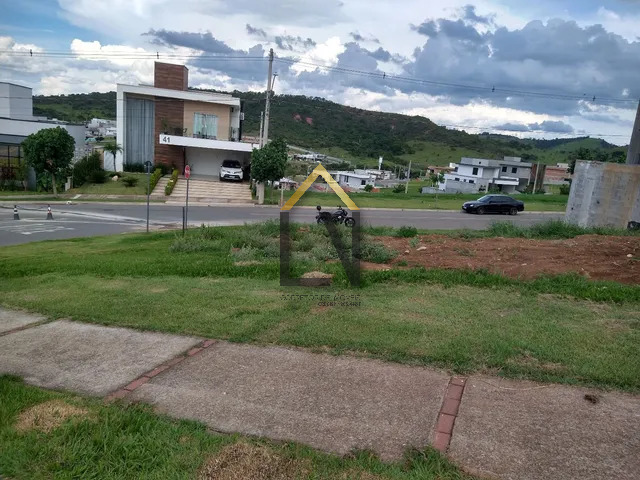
[433,376,467,453]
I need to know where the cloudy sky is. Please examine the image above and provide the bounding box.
[1,0,639,144]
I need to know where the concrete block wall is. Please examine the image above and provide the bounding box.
[565,161,640,228]
[443,179,480,194]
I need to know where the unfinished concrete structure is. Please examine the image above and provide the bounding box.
[565,161,640,228]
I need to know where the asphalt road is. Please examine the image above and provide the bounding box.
[0,202,564,246]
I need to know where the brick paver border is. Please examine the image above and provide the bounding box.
[433,376,467,452]
[104,339,216,402]
[0,319,51,337]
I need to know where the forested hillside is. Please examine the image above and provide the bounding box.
[33,91,627,170]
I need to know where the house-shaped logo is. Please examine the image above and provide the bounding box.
[281,164,359,211]
[280,164,361,287]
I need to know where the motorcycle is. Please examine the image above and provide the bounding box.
[316,205,356,227]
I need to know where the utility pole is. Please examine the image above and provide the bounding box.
[405,160,412,194]
[262,48,274,147]
[258,111,264,146]
[257,48,274,205]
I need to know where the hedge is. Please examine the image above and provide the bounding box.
[147,168,163,195]
[164,169,179,195]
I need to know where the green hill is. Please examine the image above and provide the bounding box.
[33,91,627,171]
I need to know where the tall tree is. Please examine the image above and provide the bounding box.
[22,127,75,195]
[251,137,288,202]
[102,142,123,172]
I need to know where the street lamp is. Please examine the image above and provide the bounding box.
[144,160,153,233]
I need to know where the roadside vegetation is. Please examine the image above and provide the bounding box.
[0,376,470,480]
[268,186,569,211]
[1,220,639,391]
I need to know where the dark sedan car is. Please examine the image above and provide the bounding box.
[462,194,524,215]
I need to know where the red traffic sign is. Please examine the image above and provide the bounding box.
[184,165,191,179]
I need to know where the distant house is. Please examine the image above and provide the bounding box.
[354,169,392,180]
[442,156,532,194]
[0,82,85,189]
[543,164,571,185]
[336,171,376,189]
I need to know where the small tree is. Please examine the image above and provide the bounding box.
[428,171,445,187]
[103,142,123,172]
[22,127,75,195]
[251,138,288,203]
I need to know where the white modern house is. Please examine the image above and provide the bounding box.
[336,171,376,189]
[355,169,392,180]
[115,62,258,176]
[0,82,85,188]
[441,156,532,193]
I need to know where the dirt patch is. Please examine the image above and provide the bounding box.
[15,400,90,434]
[149,286,169,293]
[359,261,391,271]
[234,261,263,266]
[507,351,566,373]
[198,442,309,480]
[310,304,332,314]
[301,271,334,287]
[376,235,640,284]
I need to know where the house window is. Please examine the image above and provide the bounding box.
[193,113,218,139]
[501,166,507,173]
[469,179,475,184]
[361,180,366,186]
[511,167,517,174]
[455,177,460,181]
[472,167,479,175]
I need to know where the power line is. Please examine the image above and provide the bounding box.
[2,48,636,104]
[275,57,637,105]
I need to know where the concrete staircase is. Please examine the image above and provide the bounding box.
[166,177,253,204]
[151,176,170,196]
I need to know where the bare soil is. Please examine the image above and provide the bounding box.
[374,235,640,284]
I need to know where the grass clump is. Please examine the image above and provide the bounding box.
[487,219,639,239]
[395,226,418,238]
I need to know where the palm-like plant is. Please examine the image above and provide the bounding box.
[102,142,123,172]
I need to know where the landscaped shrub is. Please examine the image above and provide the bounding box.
[89,170,106,184]
[559,184,571,195]
[122,176,139,187]
[392,184,405,193]
[165,169,179,195]
[72,152,102,186]
[147,168,162,194]
[363,184,374,192]
[123,163,145,173]
[395,225,418,238]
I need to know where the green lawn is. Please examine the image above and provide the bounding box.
[0,191,43,196]
[68,173,150,195]
[0,376,469,480]
[272,186,568,212]
[1,225,638,391]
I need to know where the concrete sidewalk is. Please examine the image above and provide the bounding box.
[0,309,638,479]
